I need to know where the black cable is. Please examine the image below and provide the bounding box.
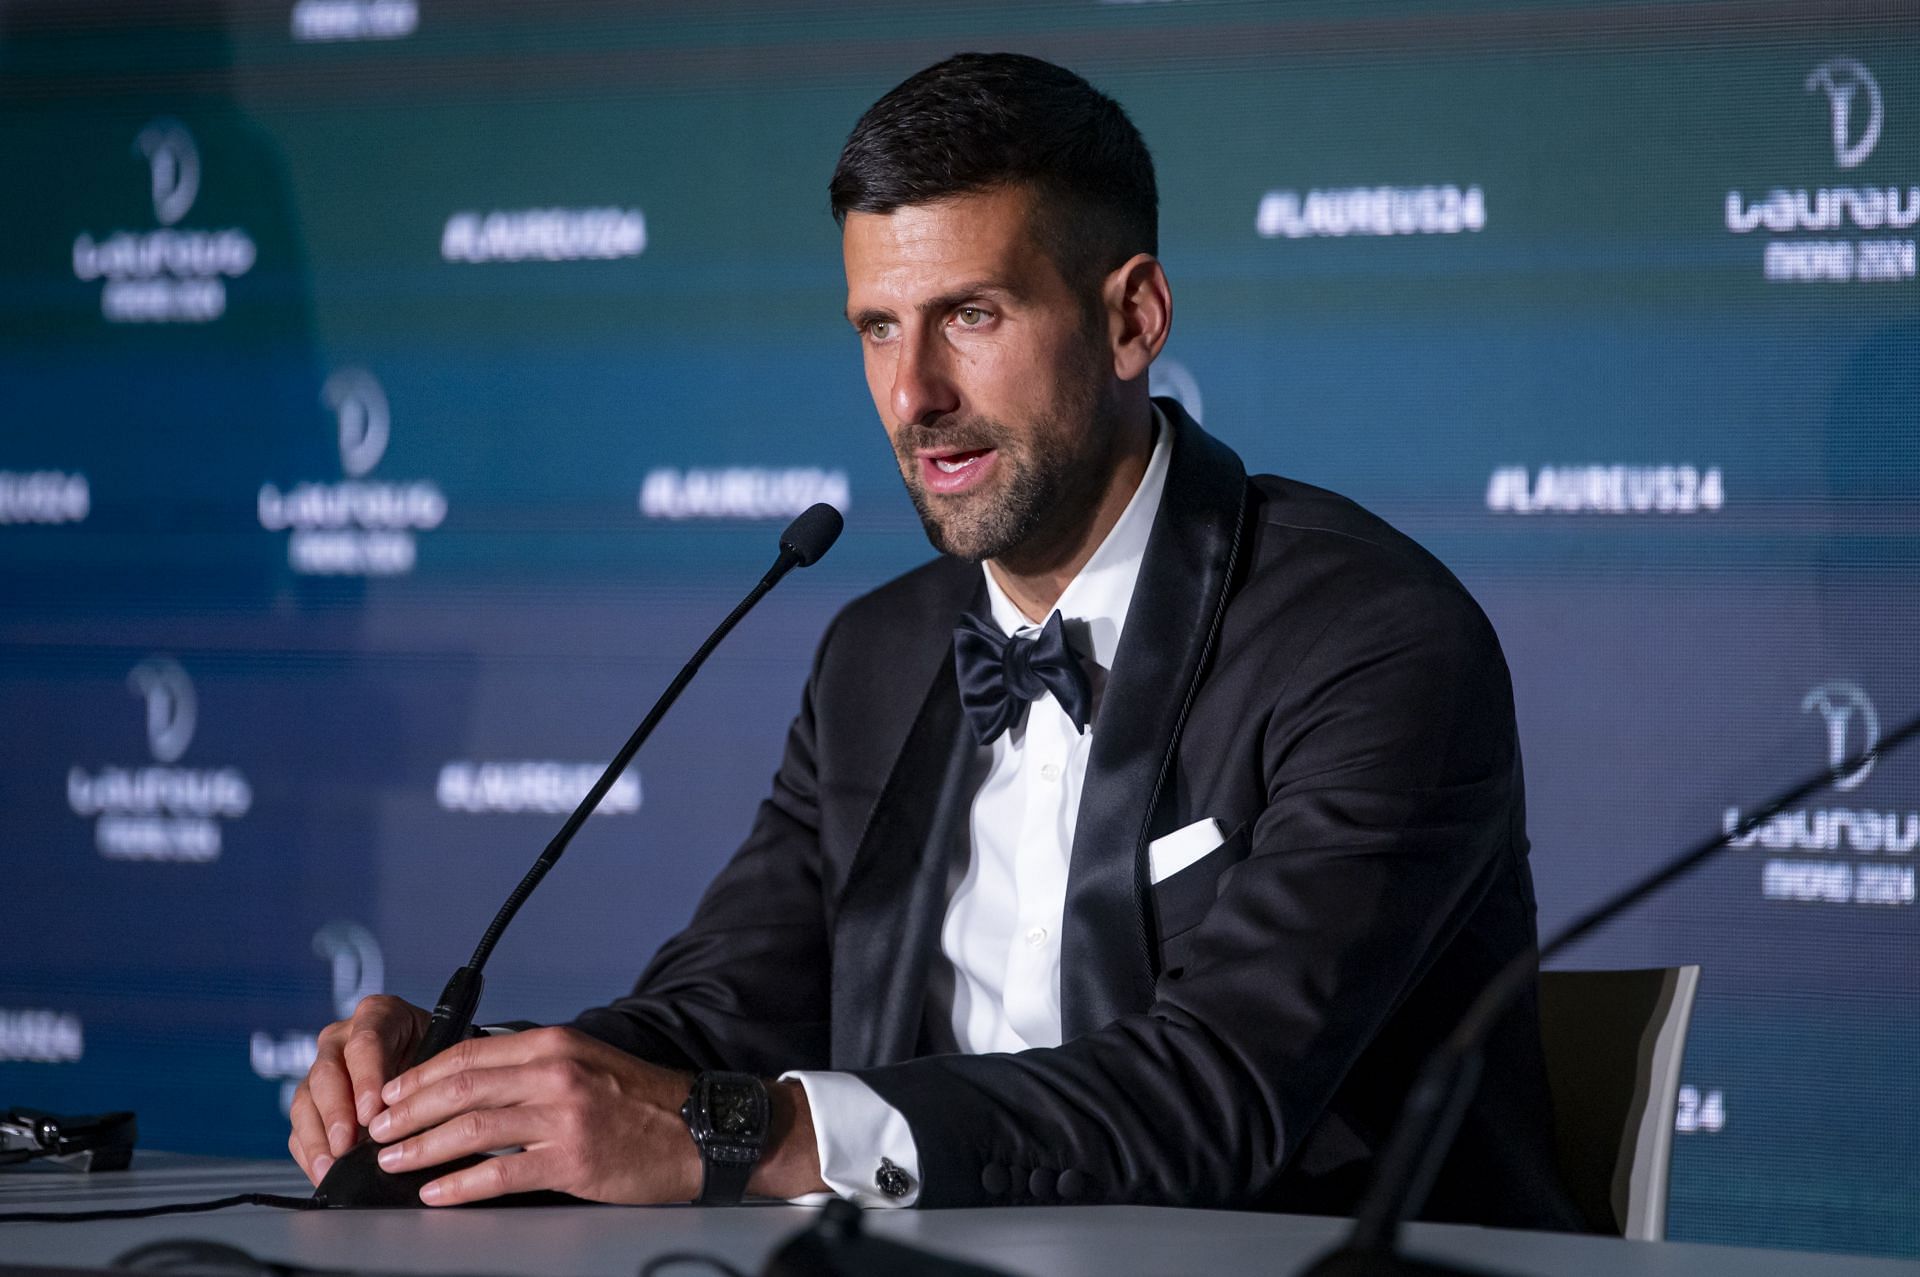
[0,1191,323,1224]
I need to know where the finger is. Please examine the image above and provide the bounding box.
[418,1148,554,1207]
[375,1103,548,1182]
[287,1084,336,1179]
[289,1132,315,1185]
[288,1130,333,1186]
[342,1000,416,1126]
[303,1051,361,1158]
[302,1021,359,1154]
[372,1060,555,1144]
[384,1025,578,1106]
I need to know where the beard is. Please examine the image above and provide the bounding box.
[891,343,1114,566]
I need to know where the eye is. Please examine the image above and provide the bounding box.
[864,320,895,342]
[954,306,989,327]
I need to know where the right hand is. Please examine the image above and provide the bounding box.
[288,994,430,1185]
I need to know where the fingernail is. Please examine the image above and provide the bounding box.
[376,1144,401,1170]
[381,1079,401,1103]
[328,1123,352,1155]
[369,1111,391,1139]
[419,1180,443,1204]
[356,1092,377,1123]
[313,1154,334,1180]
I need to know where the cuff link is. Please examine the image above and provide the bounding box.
[875,1156,913,1200]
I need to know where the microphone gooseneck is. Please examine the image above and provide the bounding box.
[311,505,843,1210]
[1304,707,1920,1275]
[411,503,846,1067]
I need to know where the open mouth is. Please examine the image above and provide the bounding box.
[918,447,998,495]
[933,449,989,473]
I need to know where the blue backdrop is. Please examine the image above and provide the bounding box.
[1,0,1915,1258]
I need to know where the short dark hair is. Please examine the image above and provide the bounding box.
[829,52,1158,292]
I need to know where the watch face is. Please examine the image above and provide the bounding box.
[709,1081,761,1138]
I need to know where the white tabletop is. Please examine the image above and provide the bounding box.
[1,1155,1914,1277]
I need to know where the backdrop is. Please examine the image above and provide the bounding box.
[1,0,1915,1258]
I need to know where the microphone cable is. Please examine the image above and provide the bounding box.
[0,1190,324,1224]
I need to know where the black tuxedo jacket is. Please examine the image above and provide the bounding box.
[575,403,1581,1228]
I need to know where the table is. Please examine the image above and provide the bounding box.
[1,1156,1913,1276]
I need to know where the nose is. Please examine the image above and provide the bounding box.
[891,329,961,428]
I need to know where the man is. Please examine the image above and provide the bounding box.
[289,53,1579,1229]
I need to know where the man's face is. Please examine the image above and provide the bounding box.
[842,185,1116,565]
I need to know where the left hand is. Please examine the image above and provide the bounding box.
[367,1026,702,1206]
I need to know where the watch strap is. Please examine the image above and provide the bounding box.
[695,1146,758,1205]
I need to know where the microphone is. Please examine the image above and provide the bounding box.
[314,503,844,1209]
[1299,706,1920,1276]
[780,501,842,567]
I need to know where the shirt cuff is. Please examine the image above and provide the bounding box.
[780,1070,921,1208]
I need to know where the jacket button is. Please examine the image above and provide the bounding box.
[981,1164,1010,1196]
[1027,1168,1054,1200]
[1057,1169,1086,1200]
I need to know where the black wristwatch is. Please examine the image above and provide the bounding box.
[679,1071,770,1205]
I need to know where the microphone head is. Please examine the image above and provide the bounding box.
[779,502,843,568]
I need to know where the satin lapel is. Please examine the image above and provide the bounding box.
[829,613,981,1070]
[1060,402,1248,1039]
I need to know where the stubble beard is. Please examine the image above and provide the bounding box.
[893,345,1114,567]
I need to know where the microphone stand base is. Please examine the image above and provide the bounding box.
[311,1141,579,1209]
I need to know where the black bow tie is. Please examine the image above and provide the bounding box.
[952,609,1092,747]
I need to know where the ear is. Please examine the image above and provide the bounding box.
[1103,254,1173,383]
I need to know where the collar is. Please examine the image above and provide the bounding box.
[982,403,1172,671]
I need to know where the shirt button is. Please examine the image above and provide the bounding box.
[1040,763,1062,783]
[1025,926,1049,948]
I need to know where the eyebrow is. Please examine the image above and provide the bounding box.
[846,280,1024,330]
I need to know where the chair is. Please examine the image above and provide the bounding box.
[1535,965,1701,1241]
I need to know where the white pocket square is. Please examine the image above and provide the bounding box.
[1148,817,1227,885]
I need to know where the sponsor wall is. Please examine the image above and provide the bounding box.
[1,0,1914,1258]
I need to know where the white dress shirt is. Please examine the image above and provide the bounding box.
[785,408,1172,1207]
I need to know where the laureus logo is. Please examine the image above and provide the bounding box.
[312,922,384,1020]
[1724,57,1914,284]
[1806,58,1884,171]
[72,118,255,322]
[1726,680,1915,908]
[1802,680,1880,792]
[127,657,196,764]
[135,118,200,226]
[258,367,446,575]
[68,657,250,862]
[325,368,391,479]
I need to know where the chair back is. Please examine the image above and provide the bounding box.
[1536,965,1701,1241]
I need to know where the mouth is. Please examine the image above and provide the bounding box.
[917,447,999,496]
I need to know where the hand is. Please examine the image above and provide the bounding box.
[288,994,430,1185]
[367,1026,703,1206]
[370,1027,829,1206]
